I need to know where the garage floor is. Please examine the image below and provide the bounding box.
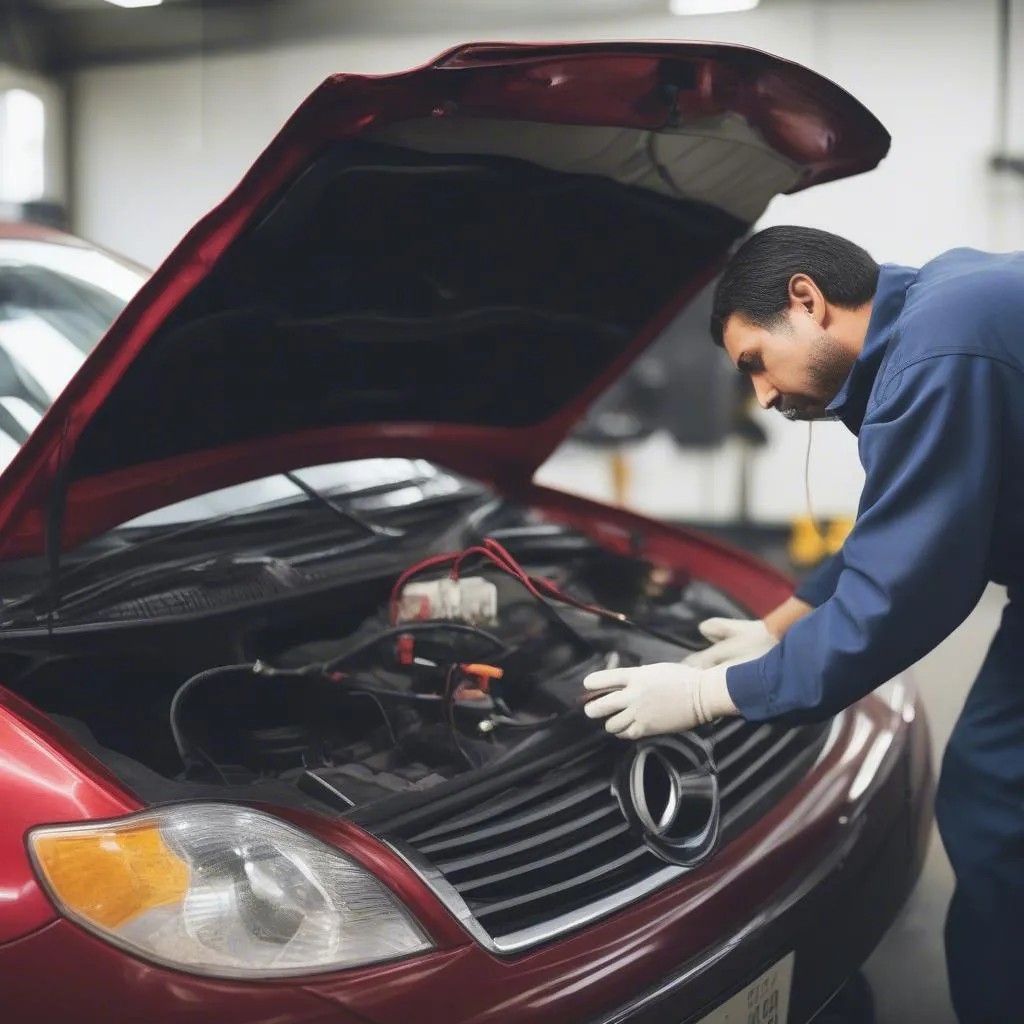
[859,585,1007,1024]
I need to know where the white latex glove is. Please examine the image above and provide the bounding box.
[582,662,739,740]
[683,618,777,670]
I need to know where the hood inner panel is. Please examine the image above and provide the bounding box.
[68,137,745,482]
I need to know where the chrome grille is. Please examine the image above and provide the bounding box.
[381,718,831,950]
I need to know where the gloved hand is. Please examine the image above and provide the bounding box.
[683,618,777,670]
[582,662,739,740]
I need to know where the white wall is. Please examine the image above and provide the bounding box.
[70,0,1024,523]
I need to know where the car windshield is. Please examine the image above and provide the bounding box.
[121,457,471,529]
[0,237,145,472]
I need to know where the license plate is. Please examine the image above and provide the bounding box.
[695,952,795,1024]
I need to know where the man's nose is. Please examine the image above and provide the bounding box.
[752,377,779,410]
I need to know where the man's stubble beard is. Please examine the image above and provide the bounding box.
[778,331,853,421]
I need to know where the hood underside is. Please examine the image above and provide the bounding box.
[0,41,890,558]
[73,137,746,478]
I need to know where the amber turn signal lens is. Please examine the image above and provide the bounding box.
[31,821,189,929]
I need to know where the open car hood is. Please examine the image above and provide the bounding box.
[0,41,889,559]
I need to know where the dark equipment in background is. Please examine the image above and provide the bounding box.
[0,201,69,231]
[573,279,739,450]
[571,275,768,524]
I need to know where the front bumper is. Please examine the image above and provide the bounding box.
[4,692,932,1024]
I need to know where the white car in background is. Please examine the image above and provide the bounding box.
[0,221,146,471]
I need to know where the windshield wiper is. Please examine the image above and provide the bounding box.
[282,471,404,539]
[1,478,405,625]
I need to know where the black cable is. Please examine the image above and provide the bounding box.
[326,682,443,705]
[167,623,506,770]
[169,663,254,769]
[444,546,605,650]
[443,665,480,769]
[645,131,686,199]
[449,545,700,652]
[170,660,418,776]
[321,621,510,673]
[341,691,401,747]
[192,745,231,785]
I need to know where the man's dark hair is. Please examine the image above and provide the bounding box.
[709,225,879,346]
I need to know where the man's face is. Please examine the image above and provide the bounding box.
[722,308,855,422]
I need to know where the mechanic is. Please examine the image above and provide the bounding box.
[582,226,1024,1024]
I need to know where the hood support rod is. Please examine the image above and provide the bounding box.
[43,419,71,636]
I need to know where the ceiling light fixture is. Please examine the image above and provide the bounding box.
[102,0,164,9]
[669,0,759,14]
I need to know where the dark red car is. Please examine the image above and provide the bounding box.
[0,41,931,1024]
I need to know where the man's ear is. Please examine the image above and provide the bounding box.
[788,273,826,326]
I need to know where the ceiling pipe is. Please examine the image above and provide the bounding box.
[990,0,1024,175]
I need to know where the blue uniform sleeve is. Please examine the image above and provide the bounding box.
[794,552,844,607]
[727,354,1005,720]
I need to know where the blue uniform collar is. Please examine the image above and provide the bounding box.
[825,264,918,432]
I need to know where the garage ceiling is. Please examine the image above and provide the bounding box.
[1,0,949,73]
[1,0,682,72]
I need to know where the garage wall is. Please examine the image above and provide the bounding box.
[69,0,1024,524]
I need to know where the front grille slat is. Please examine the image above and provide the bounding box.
[409,757,597,842]
[705,716,748,748]
[384,717,830,949]
[472,846,653,922]
[414,778,612,855]
[433,802,622,873]
[719,729,802,802]
[454,820,633,894]
[714,723,776,773]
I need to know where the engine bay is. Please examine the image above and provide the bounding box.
[4,487,749,815]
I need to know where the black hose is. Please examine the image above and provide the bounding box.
[169,663,254,770]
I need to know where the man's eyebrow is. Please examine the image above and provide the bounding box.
[736,352,763,374]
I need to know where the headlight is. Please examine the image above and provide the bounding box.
[29,804,432,978]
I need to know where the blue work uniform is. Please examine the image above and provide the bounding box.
[726,248,1024,1023]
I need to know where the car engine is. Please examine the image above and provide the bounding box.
[4,484,753,819]
[5,484,838,946]
[168,522,744,809]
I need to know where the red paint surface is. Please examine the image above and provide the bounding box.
[1,921,360,1023]
[0,690,142,943]
[0,41,889,560]
[0,696,921,1023]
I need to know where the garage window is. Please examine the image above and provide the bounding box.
[0,89,46,204]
